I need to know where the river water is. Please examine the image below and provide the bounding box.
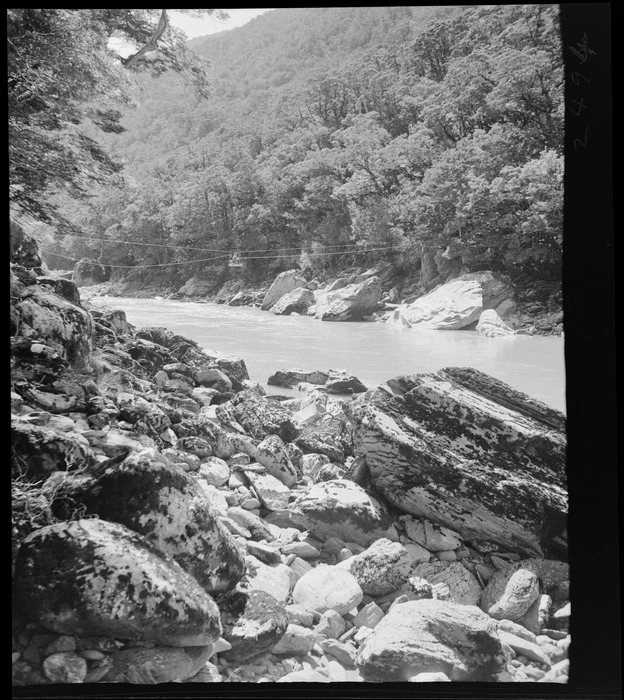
[89,297,566,413]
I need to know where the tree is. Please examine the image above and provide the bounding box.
[8,8,226,226]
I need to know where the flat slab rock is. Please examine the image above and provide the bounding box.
[352,367,567,557]
[356,598,506,682]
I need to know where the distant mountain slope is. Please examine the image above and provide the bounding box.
[52,5,563,293]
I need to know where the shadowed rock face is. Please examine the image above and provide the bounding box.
[13,518,223,647]
[352,367,567,558]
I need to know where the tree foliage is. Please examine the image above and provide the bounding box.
[8,8,225,225]
[17,5,564,285]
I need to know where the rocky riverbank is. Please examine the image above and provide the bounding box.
[74,258,564,337]
[12,232,569,686]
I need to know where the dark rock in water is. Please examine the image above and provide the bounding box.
[45,448,245,594]
[11,418,96,482]
[324,370,367,394]
[356,599,505,682]
[216,389,299,443]
[352,367,567,557]
[268,368,330,389]
[228,291,254,306]
[13,518,223,647]
[220,590,288,663]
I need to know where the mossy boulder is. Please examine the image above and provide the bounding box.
[352,367,567,557]
[45,448,245,594]
[13,518,223,647]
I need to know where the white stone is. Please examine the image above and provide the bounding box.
[292,565,363,615]
[197,457,230,487]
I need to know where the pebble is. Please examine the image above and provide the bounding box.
[524,666,545,680]
[435,549,457,561]
[42,652,88,683]
[337,548,354,562]
[78,649,106,661]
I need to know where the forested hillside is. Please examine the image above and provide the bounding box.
[43,5,563,294]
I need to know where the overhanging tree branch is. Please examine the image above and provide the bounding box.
[122,9,169,70]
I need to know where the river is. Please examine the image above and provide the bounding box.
[89,297,567,413]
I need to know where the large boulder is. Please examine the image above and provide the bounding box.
[13,286,94,369]
[45,448,245,594]
[268,368,330,389]
[356,599,506,682]
[288,479,398,547]
[352,367,567,557]
[338,538,414,595]
[475,309,516,337]
[270,287,315,315]
[388,271,514,330]
[314,276,382,322]
[13,519,223,647]
[261,270,307,311]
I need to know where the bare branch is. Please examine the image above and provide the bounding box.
[122,9,169,70]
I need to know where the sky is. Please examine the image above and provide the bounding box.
[168,8,276,39]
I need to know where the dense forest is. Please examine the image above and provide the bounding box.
[15,6,564,293]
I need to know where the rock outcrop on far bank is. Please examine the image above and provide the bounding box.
[11,227,569,686]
